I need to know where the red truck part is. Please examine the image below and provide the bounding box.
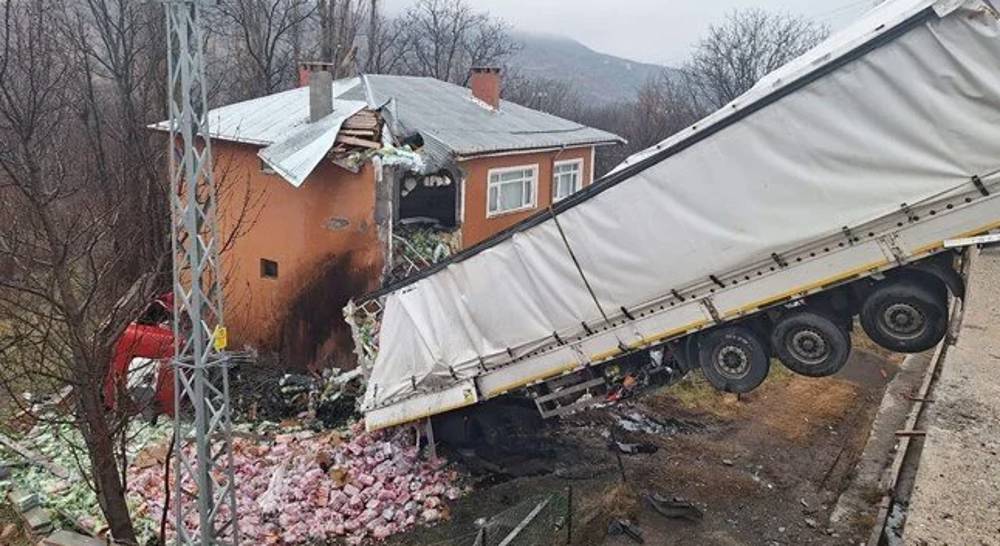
[103,293,175,416]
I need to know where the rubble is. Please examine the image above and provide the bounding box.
[644,493,704,522]
[38,529,106,546]
[128,421,466,545]
[24,505,53,534]
[1,382,456,546]
[0,420,173,538]
[271,368,364,429]
[613,441,658,455]
[389,224,461,282]
[607,519,644,544]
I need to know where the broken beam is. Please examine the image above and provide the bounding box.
[335,135,380,149]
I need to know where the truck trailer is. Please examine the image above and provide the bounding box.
[348,0,1000,431]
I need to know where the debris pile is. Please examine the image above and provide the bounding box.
[129,422,465,545]
[0,420,173,538]
[389,225,460,282]
[271,368,364,429]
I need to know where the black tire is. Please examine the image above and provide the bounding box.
[671,334,700,373]
[698,325,770,393]
[860,278,948,353]
[771,311,852,377]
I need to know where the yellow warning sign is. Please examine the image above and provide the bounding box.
[213,325,228,351]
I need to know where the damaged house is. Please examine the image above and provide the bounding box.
[152,64,624,368]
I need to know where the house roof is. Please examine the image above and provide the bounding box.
[150,78,367,147]
[345,75,624,158]
[151,74,623,186]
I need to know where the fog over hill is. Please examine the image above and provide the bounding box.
[510,32,677,105]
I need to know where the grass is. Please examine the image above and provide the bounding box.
[659,359,795,417]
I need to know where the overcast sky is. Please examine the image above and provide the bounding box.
[382,0,879,65]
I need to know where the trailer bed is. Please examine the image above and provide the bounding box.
[351,0,1000,430]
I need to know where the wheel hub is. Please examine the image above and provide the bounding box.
[717,346,750,379]
[789,329,829,365]
[883,302,926,339]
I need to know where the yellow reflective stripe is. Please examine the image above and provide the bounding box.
[484,361,579,398]
[368,397,477,431]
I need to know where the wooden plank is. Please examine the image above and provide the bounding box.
[342,122,378,130]
[335,135,380,149]
[498,497,551,546]
[344,114,377,125]
[894,430,927,437]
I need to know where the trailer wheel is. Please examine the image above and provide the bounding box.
[698,325,770,393]
[771,311,851,377]
[671,335,700,373]
[860,278,948,353]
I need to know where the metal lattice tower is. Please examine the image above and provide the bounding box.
[165,1,240,544]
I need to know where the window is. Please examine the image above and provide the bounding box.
[260,259,278,279]
[487,165,537,216]
[553,159,583,201]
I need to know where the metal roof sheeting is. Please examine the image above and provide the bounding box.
[150,74,623,186]
[150,78,365,146]
[345,75,624,157]
[257,102,366,187]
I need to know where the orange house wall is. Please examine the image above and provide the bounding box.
[459,146,593,247]
[214,141,383,368]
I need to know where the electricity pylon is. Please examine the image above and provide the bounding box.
[165,1,239,544]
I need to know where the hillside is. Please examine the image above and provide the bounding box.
[510,32,672,105]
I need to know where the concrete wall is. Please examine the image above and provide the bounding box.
[214,141,383,369]
[459,146,594,247]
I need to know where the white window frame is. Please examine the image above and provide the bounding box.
[486,164,538,217]
[552,158,584,202]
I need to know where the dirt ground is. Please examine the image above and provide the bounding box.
[393,341,902,546]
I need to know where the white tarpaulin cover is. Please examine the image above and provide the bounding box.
[363,0,1000,412]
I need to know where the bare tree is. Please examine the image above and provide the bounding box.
[396,0,519,84]
[627,72,703,154]
[317,0,366,76]
[684,8,828,109]
[63,0,170,276]
[502,72,583,119]
[0,3,162,542]
[216,0,316,97]
[360,0,411,74]
[0,3,261,544]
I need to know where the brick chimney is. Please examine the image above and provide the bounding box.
[298,61,336,87]
[469,67,502,110]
